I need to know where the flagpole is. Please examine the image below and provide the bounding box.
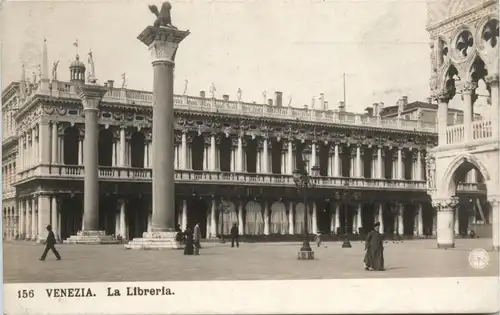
[343,73,346,107]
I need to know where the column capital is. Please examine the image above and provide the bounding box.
[461,81,477,95]
[488,195,500,207]
[431,88,452,103]
[138,26,190,64]
[431,197,459,212]
[77,84,108,110]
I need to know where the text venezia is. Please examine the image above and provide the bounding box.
[40,286,175,298]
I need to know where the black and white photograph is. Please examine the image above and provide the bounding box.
[1,0,499,313]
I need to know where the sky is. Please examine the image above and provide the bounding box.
[1,0,440,114]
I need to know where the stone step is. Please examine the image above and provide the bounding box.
[124,231,184,250]
[64,230,120,245]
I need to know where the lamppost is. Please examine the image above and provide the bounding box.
[292,148,320,260]
[336,181,360,248]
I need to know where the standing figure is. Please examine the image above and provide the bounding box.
[121,73,127,89]
[364,222,384,271]
[39,225,61,261]
[193,222,201,255]
[52,60,60,81]
[230,223,239,248]
[183,228,194,255]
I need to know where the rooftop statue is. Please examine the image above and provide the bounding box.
[149,2,177,29]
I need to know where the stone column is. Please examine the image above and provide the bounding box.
[398,203,404,236]
[236,136,243,172]
[263,201,270,235]
[19,201,24,239]
[119,199,126,238]
[238,201,244,235]
[287,140,293,174]
[376,146,383,179]
[78,137,84,165]
[349,149,356,178]
[39,122,51,164]
[181,200,188,231]
[37,194,50,243]
[454,206,460,235]
[31,128,37,167]
[334,144,340,177]
[51,196,58,240]
[377,203,384,234]
[355,145,362,178]
[485,74,499,139]
[356,203,362,233]
[31,197,37,241]
[210,199,217,238]
[77,85,107,234]
[416,150,422,180]
[334,203,340,234]
[140,26,189,234]
[433,90,450,146]
[262,138,269,173]
[391,150,398,179]
[489,196,500,251]
[288,201,294,235]
[119,127,126,167]
[25,199,31,240]
[181,131,187,170]
[143,140,149,168]
[462,82,477,142]
[397,148,404,180]
[433,197,459,248]
[416,203,423,236]
[311,141,317,168]
[312,201,317,234]
[210,133,216,170]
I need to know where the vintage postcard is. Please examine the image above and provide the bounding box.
[1,0,499,314]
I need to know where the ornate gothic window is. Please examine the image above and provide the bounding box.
[482,19,499,49]
[455,30,474,57]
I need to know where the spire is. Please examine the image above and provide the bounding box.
[42,38,49,80]
[20,63,26,99]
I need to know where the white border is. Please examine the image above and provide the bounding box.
[4,277,500,314]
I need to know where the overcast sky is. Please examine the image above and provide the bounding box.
[1,0,441,113]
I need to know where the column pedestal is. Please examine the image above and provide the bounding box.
[65,230,119,244]
[125,24,190,250]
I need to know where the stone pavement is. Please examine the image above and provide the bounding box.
[3,239,498,283]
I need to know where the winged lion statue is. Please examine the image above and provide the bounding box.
[148,2,177,29]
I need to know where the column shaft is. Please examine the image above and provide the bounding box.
[31,197,37,240]
[287,140,293,174]
[334,144,340,177]
[39,123,51,164]
[51,196,58,239]
[288,201,294,235]
[238,201,244,235]
[182,200,188,231]
[262,138,268,173]
[119,200,126,238]
[312,201,317,234]
[83,109,100,231]
[119,128,126,167]
[151,62,176,232]
[210,199,217,237]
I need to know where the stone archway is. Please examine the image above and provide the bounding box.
[244,201,263,235]
[270,201,287,235]
[433,153,492,249]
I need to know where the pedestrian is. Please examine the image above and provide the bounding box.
[175,224,184,244]
[230,223,239,248]
[183,228,194,255]
[193,222,201,255]
[364,222,384,271]
[315,231,322,247]
[39,225,61,261]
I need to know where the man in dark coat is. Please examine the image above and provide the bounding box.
[183,228,194,255]
[230,223,239,248]
[364,222,384,271]
[40,225,61,261]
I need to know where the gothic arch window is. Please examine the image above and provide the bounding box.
[482,19,499,49]
[455,30,474,58]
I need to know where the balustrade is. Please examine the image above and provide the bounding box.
[25,83,437,133]
[472,120,493,140]
[445,125,464,144]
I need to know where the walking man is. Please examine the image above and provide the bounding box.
[364,222,384,271]
[40,225,61,261]
[230,223,239,248]
[193,222,201,255]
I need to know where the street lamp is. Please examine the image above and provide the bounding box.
[337,181,360,248]
[292,148,320,260]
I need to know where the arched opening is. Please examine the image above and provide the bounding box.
[126,196,148,239]
[98,129,113,167]
[341,148,351,177]
[245,138,257,173]
[63,127,79,165]
[403,204,416,236]
[294,203,312,235]
[191,135,204,171]
[187,199,208,238]
[219,137,232,172]
[317,200,331,234]
[294,141,305,169]
[218,201,237,236]
[318,143,329,176]
[363,147,373,179]
[99,195,116,235]
[270,201,287,234]
[244,201,263,235]
[130,132,145,168]
[60,196,83,240]
[384,150,394,179]
[361,202,375,234]
[271,139,282,174]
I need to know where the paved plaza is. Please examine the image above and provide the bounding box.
[3,239,498,283]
